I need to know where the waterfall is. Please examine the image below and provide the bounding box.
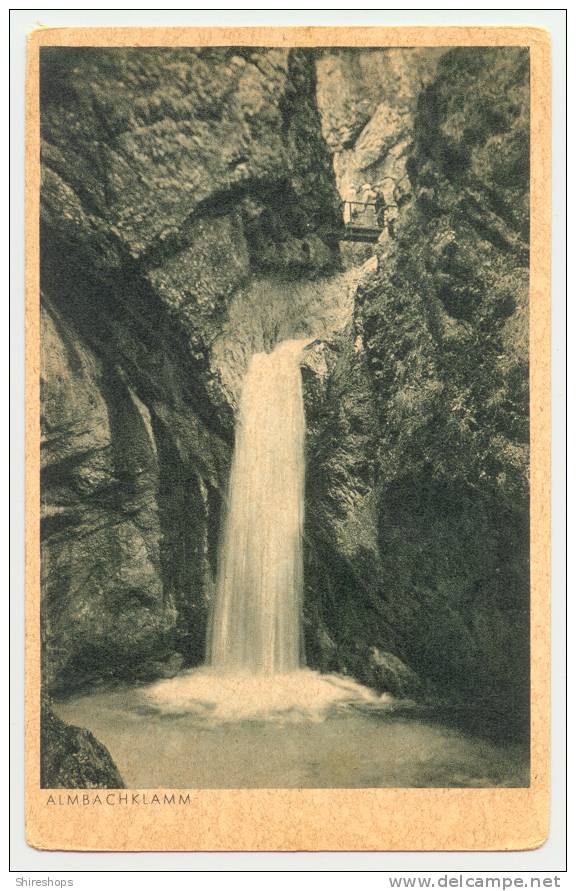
[207,338,310,675]
[145,335,383,723]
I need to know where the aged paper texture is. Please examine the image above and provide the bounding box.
[25,25,550,852]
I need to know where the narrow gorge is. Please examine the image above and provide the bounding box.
[39,45,530,788]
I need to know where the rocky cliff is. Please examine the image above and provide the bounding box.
[304,47,530,736]
[316,49,443,204]
[40,46,341,693]
[40,44,530,742]
[41,699,125,788]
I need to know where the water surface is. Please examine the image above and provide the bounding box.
[54,668,528,789]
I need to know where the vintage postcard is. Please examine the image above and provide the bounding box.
[25,25,551,852]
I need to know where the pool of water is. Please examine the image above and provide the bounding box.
[53,668,529,789]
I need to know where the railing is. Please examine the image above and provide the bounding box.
[341,200,379,228]
[336,182,401,241]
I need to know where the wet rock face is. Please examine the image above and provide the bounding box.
[41,701,124,788]
[40,47,341,692]
[304,48,530,734]
[41,298,227,691]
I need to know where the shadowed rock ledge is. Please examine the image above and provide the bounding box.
[41,702,124,789]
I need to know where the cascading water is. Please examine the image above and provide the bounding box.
[207,338,309,674]
[141,337,385,724]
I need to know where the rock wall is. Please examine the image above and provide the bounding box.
[316,48,444,200]
[304,47,530,735]
[41,699,125,788]
[40,46,341,693]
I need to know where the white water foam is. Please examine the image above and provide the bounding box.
[142,667,392,725]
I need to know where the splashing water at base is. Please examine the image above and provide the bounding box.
[142,667,391,724]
